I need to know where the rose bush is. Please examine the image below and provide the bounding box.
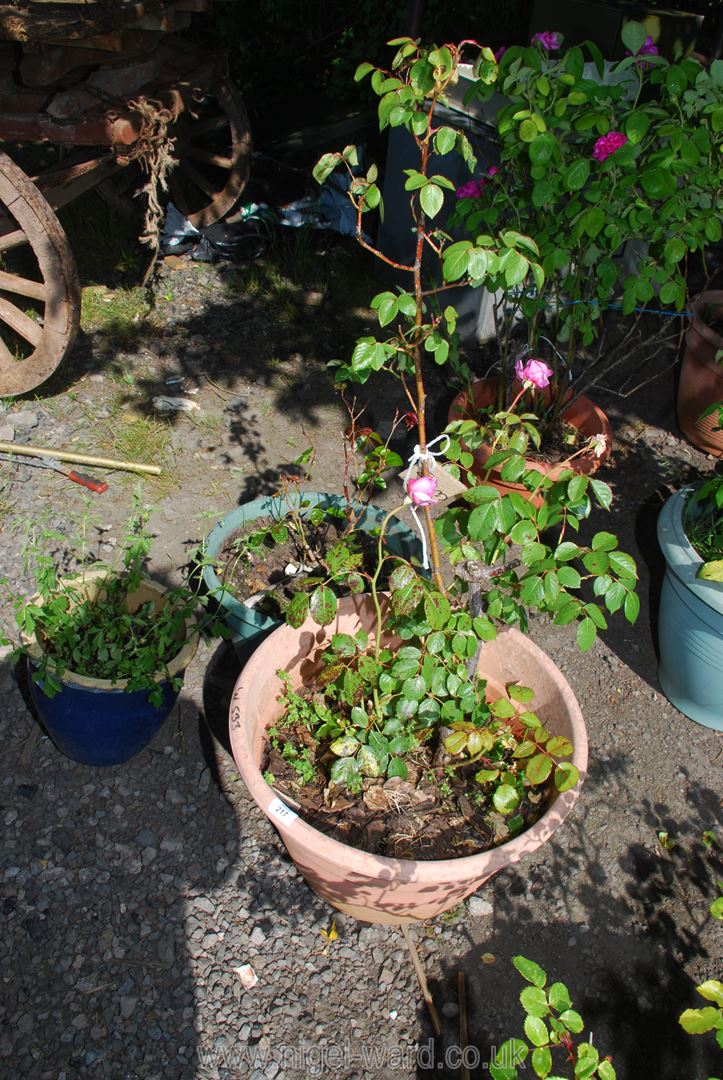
[452,22,723,426]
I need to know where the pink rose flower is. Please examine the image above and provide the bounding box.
[515,357,553,389]
[531,31,560,51]
[627,35,659,67]
[488,165,500,177]
[455,178,487,199]
[592,131,627,163]
[407,474,438,507]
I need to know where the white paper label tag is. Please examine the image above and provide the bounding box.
[267,796,298,827]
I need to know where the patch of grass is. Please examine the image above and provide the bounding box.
[80,285,153,336]
[0,483,14,531]
[101,416,177,498]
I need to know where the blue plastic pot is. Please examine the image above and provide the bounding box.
[29,674,184,767]
[202,492,423,653]
[25,571,199,766]
[657,488,723,731]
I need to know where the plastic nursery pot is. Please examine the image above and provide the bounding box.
[228,594,588,925]
[657,488,723,731]
[201,492,423,655]
[448,377,612,506]
[24,570,199,766]
[677,291,723,457]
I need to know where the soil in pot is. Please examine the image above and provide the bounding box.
[264,728,551,860]
[215,512,395,619]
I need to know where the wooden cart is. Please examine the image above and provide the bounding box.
[0,0,252,396]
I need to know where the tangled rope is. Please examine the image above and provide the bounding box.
[119,95,181,255]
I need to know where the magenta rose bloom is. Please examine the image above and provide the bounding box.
[494,45,507,62]
[627,35,659,67]
[407,474,438,507]
[515,357,553,389]
[455,178,487,199]
[488,165,500,177]
[592,132,627,163]
[531,31,560,51]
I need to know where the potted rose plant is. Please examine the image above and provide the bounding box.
[228,38,640,923]
[449,24,723,478]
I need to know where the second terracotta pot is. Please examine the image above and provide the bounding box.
[677,291,723,457]
[448,377,612,503]
[228,595,587,925]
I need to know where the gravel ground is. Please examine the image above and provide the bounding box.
[0,249,721,1080]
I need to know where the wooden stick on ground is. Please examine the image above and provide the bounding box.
[0,442,161,476]
[458,971,470,1080]
[400,924,442,1037]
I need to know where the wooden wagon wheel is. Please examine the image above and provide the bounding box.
[167,77,252,229]
[0,151,80,398]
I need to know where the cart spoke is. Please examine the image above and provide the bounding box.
[0,269,46,301]
[187,114,228,138]
[183,146,232,170]
[178,160,218,200]
[0,294,43,347]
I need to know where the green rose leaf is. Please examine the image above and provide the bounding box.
[285,592,310,628]
[559,1008,584,1033]
[493,784,520,815]
[387,755,408,779]
[420,182,444,219]
[678,1006,720,1034]
[309,585,337,626]
[523,1015,549,1047]
[520,986,549,1017]
[531,1045,553,1078]
[548,981,572,1012]
[330,755,361,788]
[565,159,590,192]
[576,617,597,652]
[554,762,580,792]
[695,980,723,1006]
[621,20,647,56]
[512,956,547,988]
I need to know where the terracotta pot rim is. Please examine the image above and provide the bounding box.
[448,376,611,482]
[229,603,588,881]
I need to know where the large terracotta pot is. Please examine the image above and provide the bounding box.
[228,595,587,924]
[677,291,723,457]
[448,377,612,503]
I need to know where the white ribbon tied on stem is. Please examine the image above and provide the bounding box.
[402,433,450,570]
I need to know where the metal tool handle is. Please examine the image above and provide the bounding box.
[66,471,108,494]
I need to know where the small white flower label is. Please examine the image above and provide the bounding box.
[267,797,298,827]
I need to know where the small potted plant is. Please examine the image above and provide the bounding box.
[449,23,723,482]
[201,421,422,652]
[657,459,723,731]
[227,38,640,923]
[0,494,222,766]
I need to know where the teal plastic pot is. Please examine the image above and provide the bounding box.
[202,492,423,653]
[657,488,723,731]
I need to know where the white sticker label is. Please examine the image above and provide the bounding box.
[267,796,298,827]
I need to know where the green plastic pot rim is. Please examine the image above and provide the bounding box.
[202,492,420,629]
[657,488,723,617]
[22,568,199,691]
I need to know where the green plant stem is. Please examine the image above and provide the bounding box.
[370,504,407,660]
